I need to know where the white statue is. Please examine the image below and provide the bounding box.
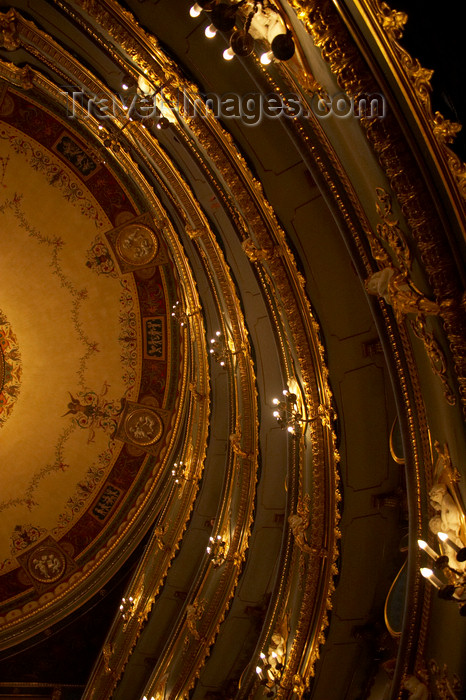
[428,514,465,571]
[402,675,429,700]
[429,483,462,535]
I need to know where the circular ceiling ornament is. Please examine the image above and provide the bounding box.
[116,223,158,266]
[124,407,163,446]
[0,309,22,428]
[26,545,66,583]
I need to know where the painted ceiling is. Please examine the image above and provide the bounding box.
[0,1,465,699]
[0,86,184,638]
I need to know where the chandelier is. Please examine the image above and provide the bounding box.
[418,533,466,615]
[189,1,295,64]
[272,390,307,435]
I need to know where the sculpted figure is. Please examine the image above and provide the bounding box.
[429,483,463,537]
[366,266,439,322]
[402,675,429,700]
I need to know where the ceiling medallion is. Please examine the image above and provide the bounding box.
[123,407,163,446]
[26,545,66,584]
[116,222,158,266]
[0,309,22,428]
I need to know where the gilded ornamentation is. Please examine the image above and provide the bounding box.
[0,308,22,428]
[291,0,466,416]
[377,1,407,39]
[402,674,429,700]
[17,64,34,90]
[366,267,439,323]
[373,187,411,273]
[26,544,66,583]
[241,237,280,262]
[292,673,306,698]
[288,495,313,555]
[116,222,158,266]
[186,599,206,640]
[124,408,163,446]
[432,112,463,145]
[428,441,465,551]
[0,9,20,51]
[189,382,207,403]
[411,316,456,405]
[185,225,203,239]
[229,419,254,460]
[102,642,114,675]
[14,3,341,696]
[428,659,463,700]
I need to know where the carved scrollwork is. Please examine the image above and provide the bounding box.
[186,599,206,640]
[0,9,20,51]
[374,187,412,273]
[428,659,463,700]
[411,315,456,405]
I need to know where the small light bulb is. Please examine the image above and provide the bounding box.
[122,82,129,91]
[189,3,202,17]
[216,331,221,336]
[273,411,280,418]
[272,398,279,405]
[260,652,266,660]
[260,51,273,65]
[256,666,262,675]
[287,426,295,434]
[205,24,217,38]
[420,567,434,579]
[223,47,235,60]
[437,532,449,542]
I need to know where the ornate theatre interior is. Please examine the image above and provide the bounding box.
[0,1,465,699]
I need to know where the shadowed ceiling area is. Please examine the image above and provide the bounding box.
[0,1,465,700]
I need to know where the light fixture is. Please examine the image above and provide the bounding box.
[189,0,215,17]
[189,1,295,65]
[210,2,241,32]
[156,116,170,130]
[418,533,466,615]
[205,23,217,38]
[190,3,203,17]
[229,29,254,57]
[171,461,186,485]
[171,301,188,327]
[206,534,227,567]
[271,390,307,434]
[209,331,228,367]
[119,596,135,622]
[260,50,273,65]
[255,644,284,698]
[270,30,295,61]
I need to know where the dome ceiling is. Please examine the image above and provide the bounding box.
[0,1,465,700]
[0,85,190,644]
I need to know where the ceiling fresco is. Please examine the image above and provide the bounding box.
[0,87,186,643]
[0,1,465,699]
